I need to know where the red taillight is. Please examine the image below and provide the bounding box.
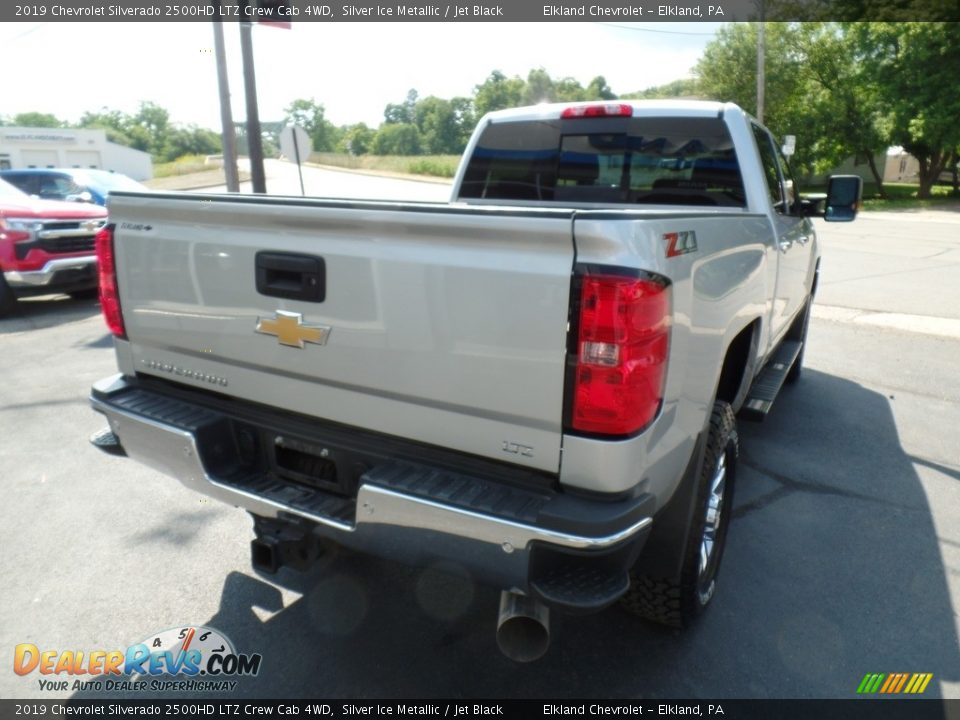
[570,272,670,436]
[561,104,633,119]
[95,226,125,338]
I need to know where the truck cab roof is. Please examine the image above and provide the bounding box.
[482,99,739,124]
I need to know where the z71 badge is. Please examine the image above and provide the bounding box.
[664,230,698,258]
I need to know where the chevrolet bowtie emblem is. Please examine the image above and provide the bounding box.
[255,311,331,348]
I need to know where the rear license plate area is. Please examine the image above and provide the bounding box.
[270,435,348,495]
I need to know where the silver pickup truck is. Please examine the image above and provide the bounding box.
[89,100,860,661]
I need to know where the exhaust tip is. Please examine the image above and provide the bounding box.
[496,592,550,663]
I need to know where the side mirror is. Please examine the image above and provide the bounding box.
[824,175,862,222]
[65,191,94,204]
[799,192,826,217]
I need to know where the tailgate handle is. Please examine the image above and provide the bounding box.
[256,252,325,302]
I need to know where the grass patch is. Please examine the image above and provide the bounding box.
[861,182,959,210]
[153,154,217,178]
[308,153,459,179]
[803,181,959,210]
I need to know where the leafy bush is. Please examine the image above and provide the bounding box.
[407,158,457,178]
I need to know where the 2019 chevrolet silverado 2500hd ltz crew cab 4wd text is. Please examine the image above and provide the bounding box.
[89,101,861,661]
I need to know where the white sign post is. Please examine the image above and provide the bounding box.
[279,125,311,196]
[782,134,796,158]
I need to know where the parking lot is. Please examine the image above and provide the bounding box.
[1,168,958,699]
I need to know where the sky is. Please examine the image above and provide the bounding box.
[0,21,724,130]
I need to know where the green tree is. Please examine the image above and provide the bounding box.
[131,101,171,155]
[519,69,615,106]
[523,68,555,104]
[622,78,700,99]
[449,97,476,151]
[512,69,618,107]
[11,112,65,128]
[697,23,817,176]
[586,76,617,101]
[850,22,960,198]
[78,107,136,147]
[696,22,960,196]
[554,77,588,102]
[338,123,376,155]
[384,89,419,125]
[371,123,421,155]
[473,71,525,117]
[162,126,221,162]
[792,23,889,195]
[283,98,339,152]
[413,96,467,155]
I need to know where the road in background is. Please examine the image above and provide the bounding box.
[813,211,960,336]
[202,158,451,202]
[1,173,957,699]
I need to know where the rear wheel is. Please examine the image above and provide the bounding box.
[621,401,738,627]
[69,288,100,301]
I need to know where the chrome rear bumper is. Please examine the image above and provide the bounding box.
[91,374,654,607]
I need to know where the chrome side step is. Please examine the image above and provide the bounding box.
[740,340,802,422]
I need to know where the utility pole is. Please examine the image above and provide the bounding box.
[212,9,239,192]
[239,9,267,193]
[756,6,765,123]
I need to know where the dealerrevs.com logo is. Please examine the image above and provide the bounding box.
[13,626,262,693]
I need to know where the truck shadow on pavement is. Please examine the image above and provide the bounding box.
[69,369,959,699]
[0,295,101,334]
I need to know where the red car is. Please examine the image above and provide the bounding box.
[0,178,108,315]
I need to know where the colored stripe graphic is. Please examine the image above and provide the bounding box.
[858,673,933,694]
[858,674,885,694]
[906,673,933,694]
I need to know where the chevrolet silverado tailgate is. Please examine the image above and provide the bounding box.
[108,192,574,473]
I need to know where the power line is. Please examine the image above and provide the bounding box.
[598,22,720,36]
[3,24,44,42]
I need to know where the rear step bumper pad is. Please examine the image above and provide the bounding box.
[90,374,654,608]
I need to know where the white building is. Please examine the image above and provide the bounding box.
[0,126,153,180]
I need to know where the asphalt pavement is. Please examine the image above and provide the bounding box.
[1,168,957,701]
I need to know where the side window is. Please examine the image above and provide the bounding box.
[751,124,785,214]
[3,174,34,195]
[37,175,80,200]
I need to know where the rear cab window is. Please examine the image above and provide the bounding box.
[459,115,745,207]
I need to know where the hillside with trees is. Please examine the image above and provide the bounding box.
[3,23,956,198]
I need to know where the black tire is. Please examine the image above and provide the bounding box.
[785,297,812,384]
[0,276,19,317]
[69,288,100,301]
[621,401,739,628]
